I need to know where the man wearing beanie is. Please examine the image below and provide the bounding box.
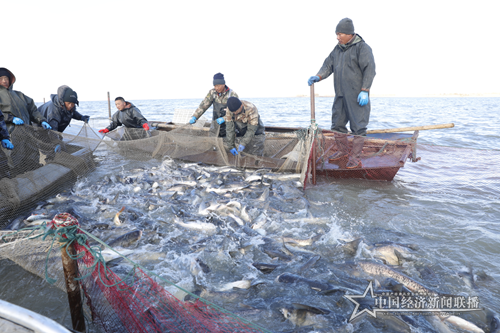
[189,72,238,137]
[38,85,90,132]
[98,97,150,135]
[307,17,376,169]
[223,97,265,156]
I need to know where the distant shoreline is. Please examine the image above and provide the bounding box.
[296,93,500,98]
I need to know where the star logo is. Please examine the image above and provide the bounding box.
[343,281,378,321]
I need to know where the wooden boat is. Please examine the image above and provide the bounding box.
[147,121,420,182]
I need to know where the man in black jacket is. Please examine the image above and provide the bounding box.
[99,97,149,134]
[308,18,376,168]
[38,85,89,132]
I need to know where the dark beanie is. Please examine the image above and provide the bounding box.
[213,72,225,86]
[63,87,79,106]
[0,69,10,78]
[336,18,355,35]
[227,97,242,112]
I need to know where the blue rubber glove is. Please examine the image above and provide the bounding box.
[308,76,320,86]
[216,117,225,125]
[12,117,24,125]
[41,121,52,130]
[357,91,369,106]
[230,148,238,156]
[189,116,197,124]
[1,139,13,150]
[237,144,245,152]
[81,116,90,123]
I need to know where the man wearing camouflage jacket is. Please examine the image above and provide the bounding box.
[223,97,265,156]
[189,73,238,137]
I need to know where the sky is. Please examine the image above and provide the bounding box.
[3,0,500,102]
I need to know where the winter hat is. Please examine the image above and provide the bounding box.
[213,72,225,86]
[336,18,355,35]
[227,97,242,112]
[63,87,79,106]
[0,69,10,78]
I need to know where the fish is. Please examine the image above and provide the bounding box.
[282,234,322,247]
[296,255,321,276]
[263,247,292,261]
[216,279,252,291]
[24,219,52,226]
[167,217,217,234]
[107,230,142,248]
[277,273,333,292]
[281,303,330,327]
[25,214,50,222]
[100,248,134,263]
[252,262,280,274]
[113,206,125,226]
[108,193,120,205]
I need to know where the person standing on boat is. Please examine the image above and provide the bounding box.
[189,73,238,137]
[99,97,149,134]
[38,85,90,133]
[223,97,265,156]
[307,18,376,169]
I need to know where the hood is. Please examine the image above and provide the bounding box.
[120,102,134,111]
[49,85,76,113]
[339,34,364,51]
[55,85,77,111]
[0,67,16,90]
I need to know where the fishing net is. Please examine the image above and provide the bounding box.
[0,214,268,333]
[0,125,99,229]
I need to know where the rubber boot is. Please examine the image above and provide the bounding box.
[347,135,364,169]
[328,132,349,161]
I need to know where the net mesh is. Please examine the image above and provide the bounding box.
[0,217,268,333]
[0,114,423,333]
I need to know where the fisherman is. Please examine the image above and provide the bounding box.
[189,73,238,137]
[307,18,376,169]
[98,97,150,134]
[224,97,265,157]
[0,68,52,131]
[0,67,52,174]
[0,109,13,150]
[38,85,90,132]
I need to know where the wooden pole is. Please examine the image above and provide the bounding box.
[310,85,316,185]
[107,92,112,121]
[367,123,454,134]
[61,243,86,332]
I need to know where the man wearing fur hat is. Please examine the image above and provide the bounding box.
[0,67,51,131]
[189,73,238,137]
[38,85,90,132]
[0,67,53,175]
[223,97,265,157]
[308,18,376,169]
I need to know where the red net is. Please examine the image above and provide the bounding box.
[72,229,266,333]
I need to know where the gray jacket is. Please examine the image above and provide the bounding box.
[0,110,9,141]
[316,34,376,99]
[106,103,148,131]
[38,85,85,132]
[0,67,46,133]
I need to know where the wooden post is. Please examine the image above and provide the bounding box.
[61,243,86,332]
[310,85,316,185]
[107,92,112,120]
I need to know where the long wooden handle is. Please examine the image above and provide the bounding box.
[367,123,454,134]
